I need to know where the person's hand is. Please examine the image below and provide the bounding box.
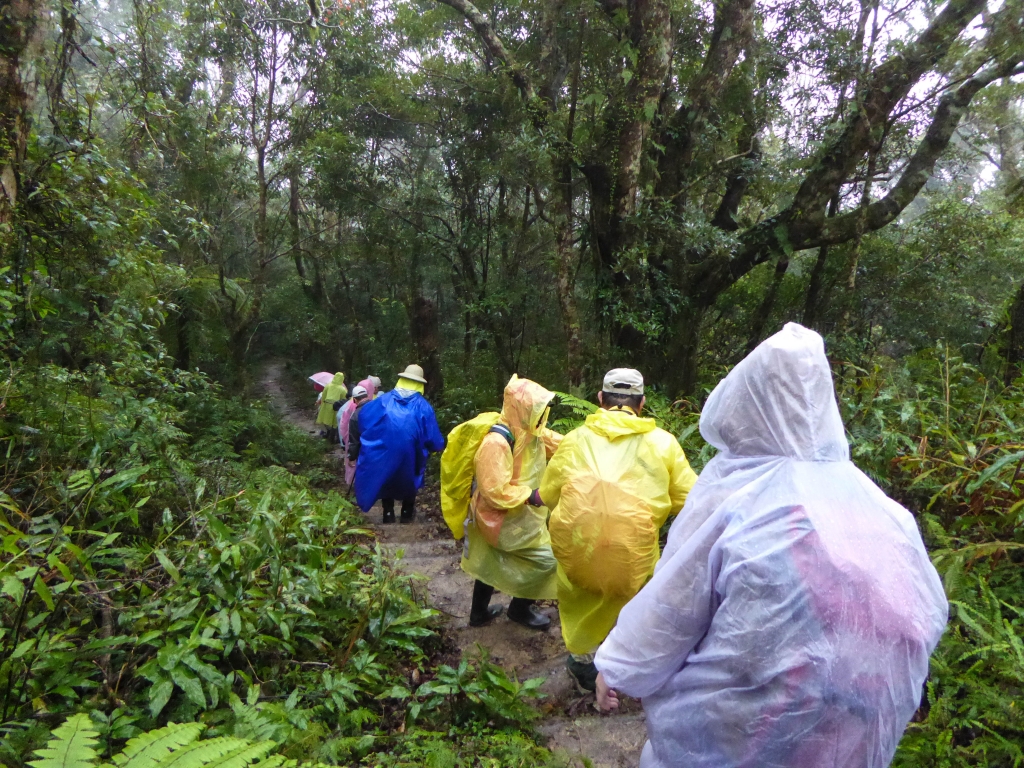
[527,489,544,507]
[595,672,619,712]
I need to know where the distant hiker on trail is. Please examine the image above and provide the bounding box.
[340,377,378,484]
[353,364,445,524]
[315,372,347,444]
[593,324,948,768]
[540,368,697,691]
[345,383,372,462]
[453,375,563,631]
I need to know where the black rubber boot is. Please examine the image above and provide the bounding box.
[469,580,502,627]
[381,499,396,525]
[507,597,551,630]
[399,497,416,524]
[566,657,598,692]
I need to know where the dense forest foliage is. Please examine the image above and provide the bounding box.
[1,0,1024,764]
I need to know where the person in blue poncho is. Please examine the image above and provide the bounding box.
[353,364,445,524]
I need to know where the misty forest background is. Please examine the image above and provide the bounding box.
[2,0,1024,765]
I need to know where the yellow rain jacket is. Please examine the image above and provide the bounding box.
[461,375,563,600]
[316,373,348,427]
[541,407,698,654]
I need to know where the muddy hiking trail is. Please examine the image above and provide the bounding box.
[259,362,646,767]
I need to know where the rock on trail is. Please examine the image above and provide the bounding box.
[260,362,647,767]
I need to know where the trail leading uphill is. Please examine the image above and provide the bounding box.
[259,362,646,767]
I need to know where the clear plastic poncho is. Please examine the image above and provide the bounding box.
[595,323,949,768]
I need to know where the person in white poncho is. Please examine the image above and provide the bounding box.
[594,323,948,768]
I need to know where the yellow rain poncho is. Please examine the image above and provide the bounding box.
[461,375,562,600]
[541,407,697,654]
[316,372,348,427]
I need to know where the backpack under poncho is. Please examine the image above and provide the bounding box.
[439,412,509,539]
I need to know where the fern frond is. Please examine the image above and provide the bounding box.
[552,391,597,417]
[197,741,277,768]
[151,737,250,768]
[550,391,597,433]
[29,713,99,768]
[108,722,205,768]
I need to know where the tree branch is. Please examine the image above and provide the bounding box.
[812,59,1024,247]
[434,0,535,99]
[655,0,756,205]
[785,0,988,226]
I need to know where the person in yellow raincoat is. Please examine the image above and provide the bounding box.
[463,375,563,630]
[315,372,347,443]
[540,368,698,690]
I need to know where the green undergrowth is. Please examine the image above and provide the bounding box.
[836,346,1024,767]
[0,362,558,765]
[26,711,562,768]
[0,362,559,765]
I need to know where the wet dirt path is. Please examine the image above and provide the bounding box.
[259,362,646,767]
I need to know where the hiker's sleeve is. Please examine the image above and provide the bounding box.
[475,434,531,510]
[422,404,446,453]
[348,412,361,461]
[539,427,563,459]
[667,438,699,515]
[539,432,575,510]
[595,510,725,699]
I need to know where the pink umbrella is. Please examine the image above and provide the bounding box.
[308,372,334,388]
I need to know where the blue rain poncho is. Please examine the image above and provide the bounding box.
[595,323,948,768]
[353,388,445,512]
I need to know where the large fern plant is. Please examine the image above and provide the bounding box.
[30,715,285,768]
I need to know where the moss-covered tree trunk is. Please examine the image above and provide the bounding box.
[0,0,44,225]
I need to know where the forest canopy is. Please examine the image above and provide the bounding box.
[3,0,1022,397]
[2,0,1024,764]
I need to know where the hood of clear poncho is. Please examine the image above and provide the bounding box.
[699,323,849,462]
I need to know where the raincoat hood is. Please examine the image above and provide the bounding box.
[396,377,426,394]
[500,375,554,442]
[700,322,848,462]
[331,372,345,386]
[357,377,377,399]
[585,408,656,439]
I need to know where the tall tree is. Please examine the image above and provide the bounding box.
[435,0,1024,391]
[0,0,45,224]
